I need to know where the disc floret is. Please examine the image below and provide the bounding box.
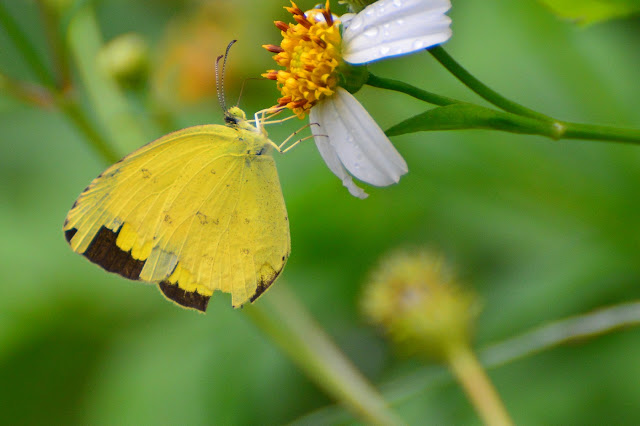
[263,1,341,118]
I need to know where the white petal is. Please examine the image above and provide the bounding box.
[342,0,452,64]
[311,87,408,188]
[310,119,369,199]
[340,12,355,27]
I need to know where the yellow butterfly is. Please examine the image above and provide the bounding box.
[63,105,290,312]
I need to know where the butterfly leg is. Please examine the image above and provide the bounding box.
[277,122,321,151]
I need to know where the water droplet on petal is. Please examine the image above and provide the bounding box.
[364,27,379,38]
[393,0,403,7]
[395,18,404,26]
[412,39,425,49]
[380,46,390,55]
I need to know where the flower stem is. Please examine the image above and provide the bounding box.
[559,121,640,144]
[57,96,121,164]
[429,46,552,122]
[0,2,56,88]
[245,286,403,426]
[446,345,513,426]
[0,72,54,107]
[36,0,72,90]
[366,73,459,106]
[371,74,640,145]
[65,2,148,151]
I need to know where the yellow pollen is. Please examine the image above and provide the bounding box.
[263,1,341,119]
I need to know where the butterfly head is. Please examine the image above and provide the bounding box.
[224,106,247,126]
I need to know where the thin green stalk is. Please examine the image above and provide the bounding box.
[65,2,148,151]
[429,46,552,122]
[446,346,513,426]
[371,76,640,145]
[36,0,72,89]
[245,286,403,426]
[559,121,640,144]
[57,96,121,163]
[366,73,459,107]
[0,2,56,87]
[0,72,54,107]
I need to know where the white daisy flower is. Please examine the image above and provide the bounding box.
[263,0,452,198]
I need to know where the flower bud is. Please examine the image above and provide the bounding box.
[98,33,149,90]
[40,0,73,13]
[361,249,479,361]
[341,0,377,13]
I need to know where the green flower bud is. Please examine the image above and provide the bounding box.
[361,249,480,361]
[340,0,377,13]
[98,33,149,90]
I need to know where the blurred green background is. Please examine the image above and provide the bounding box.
[2,0,640,424]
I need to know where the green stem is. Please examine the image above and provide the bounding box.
[65,2,148,151]
[0,72,54,107]
[366,73,459,107]
[429,46,552,122]
[245,286,403,426]
[36,0,72,90]
[0,2,56,87]
[446,346,513,426]
[57,96,121,163]
[371,76,640,145]
[560,121,640,144]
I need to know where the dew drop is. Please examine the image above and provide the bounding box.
[380,46,391,55]
[364,27,379,38]
[412,39,425,49]
[393,0,403,7]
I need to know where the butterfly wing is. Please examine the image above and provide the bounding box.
[64,125,290,311]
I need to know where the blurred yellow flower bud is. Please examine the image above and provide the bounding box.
[152,2,240,107]
[98,33,149,90]
[361,249,480,361]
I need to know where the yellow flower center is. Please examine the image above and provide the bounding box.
[263,1,341,118]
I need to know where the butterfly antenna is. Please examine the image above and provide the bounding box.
[215,54,226,112]
[217,40,238,113]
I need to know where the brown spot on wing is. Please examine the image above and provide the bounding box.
[249,262,285,303]
[65,225,145,280]
[158,281,210,312]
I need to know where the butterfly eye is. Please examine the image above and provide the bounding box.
[224,113,240,126]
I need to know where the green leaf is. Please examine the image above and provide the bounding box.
[385,104,552,138]
[537,0,640,25]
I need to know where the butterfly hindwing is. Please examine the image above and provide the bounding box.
[64,124,290,311]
